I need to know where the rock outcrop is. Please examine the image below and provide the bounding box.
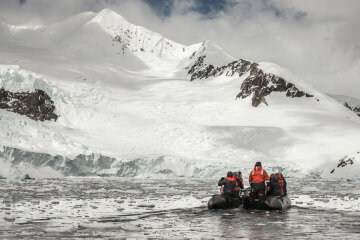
[187,55,256,81]
[0,87,58,121]
[330,155,355,174]
[187,54,314,107]
[236,66,314,105]
[344,102,360,117]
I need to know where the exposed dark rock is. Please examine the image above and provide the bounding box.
[353,107,360,116]
[344,102,360,117]
[236,67,313,106]
[252,90,269,107]
[330,155,355,174]
[113,34,130,54]
[337,156,354,168]
[187,53,314,107]
[0,87,58,121]
[187,55,255,81]
[23,173,34,180]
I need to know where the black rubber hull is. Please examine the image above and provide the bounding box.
[243,195,291,210]
[264,196,291,210]
[208,195,242,209]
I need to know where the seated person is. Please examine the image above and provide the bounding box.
[218,171,238,198]
[267,173,281,196]
[277,173,287,196]
[233,172,239,190]
[235,171,244,190]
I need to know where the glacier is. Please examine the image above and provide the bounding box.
[0,9,360,179]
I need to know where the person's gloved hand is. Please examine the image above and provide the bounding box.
[250,182,254,188]
[220,177,224,180]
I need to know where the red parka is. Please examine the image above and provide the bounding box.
[278,175,284,196]
[249,166,270,183]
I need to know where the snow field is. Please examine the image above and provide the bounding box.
[0,9,360,178]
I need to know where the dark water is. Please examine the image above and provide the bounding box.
[1,178,360,239]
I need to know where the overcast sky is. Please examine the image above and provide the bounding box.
[1,0,359,98]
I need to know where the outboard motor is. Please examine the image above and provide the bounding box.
[243,187,266,210]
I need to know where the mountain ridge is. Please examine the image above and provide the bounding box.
[0,8,359,179]
[328,94,360,117]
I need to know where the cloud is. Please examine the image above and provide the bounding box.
[144,0,174,17]
[0,0,359,98]
[143,0,238,19]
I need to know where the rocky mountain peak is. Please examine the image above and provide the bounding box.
[236,64,314,106]
[187,52,314,106]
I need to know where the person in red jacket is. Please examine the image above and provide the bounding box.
[277,173,287,196]
[249,162,270,199]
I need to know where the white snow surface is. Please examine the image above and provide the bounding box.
[0,9,360,178]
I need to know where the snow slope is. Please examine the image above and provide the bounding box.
[329,94,360,108]
[328,94,360,117]
[0,9,360,179]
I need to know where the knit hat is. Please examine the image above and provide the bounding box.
[255,162,262,167]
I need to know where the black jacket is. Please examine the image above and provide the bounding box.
[218,177,237,196]
[282,178,287,196]
[268,177,281,196]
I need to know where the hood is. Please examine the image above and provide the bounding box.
[271,177,278,182]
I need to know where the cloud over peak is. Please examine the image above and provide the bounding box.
[1,0,360,98]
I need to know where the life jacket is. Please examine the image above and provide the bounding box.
[226,177,235,181]
[225,177,238,192]
[249,166,270,183]
[278,175,284,196]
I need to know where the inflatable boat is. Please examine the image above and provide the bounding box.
[208,194,243,209]
[264,195,291,210]
[243,195,291,210]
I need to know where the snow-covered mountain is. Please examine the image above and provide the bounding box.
[0,9,359,179]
